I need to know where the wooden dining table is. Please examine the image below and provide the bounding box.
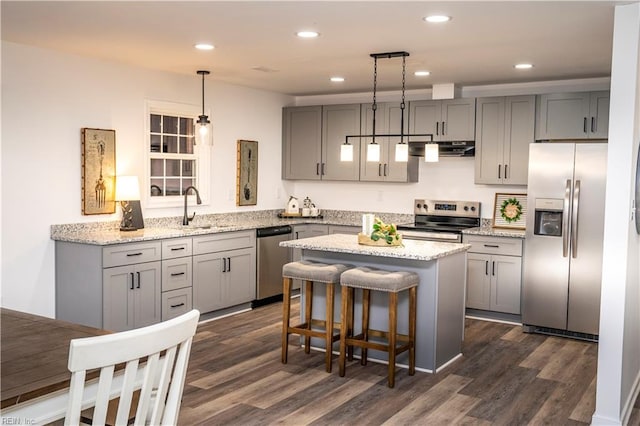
[0,308,110,410]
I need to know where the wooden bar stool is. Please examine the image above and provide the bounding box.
[281,260,353,373]
[338,266,419,388]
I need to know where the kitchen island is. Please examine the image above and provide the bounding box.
[280,233,470,373]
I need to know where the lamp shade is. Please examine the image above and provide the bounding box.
[424,143,439,162]
[115,176,141,201]
[395,143,408,162]
[367,143,381,162]
[340,144,353,162]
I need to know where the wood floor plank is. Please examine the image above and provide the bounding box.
[418,392,482,424]
[570,375,597,423]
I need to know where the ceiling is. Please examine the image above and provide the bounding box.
[1,1,618,96]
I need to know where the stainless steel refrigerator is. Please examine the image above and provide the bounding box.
[523,142,607,337]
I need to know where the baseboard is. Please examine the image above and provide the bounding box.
[622,369,640,425]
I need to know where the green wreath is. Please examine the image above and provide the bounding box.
[500,197,523,223]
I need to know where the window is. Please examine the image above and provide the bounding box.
[145,101,210,208]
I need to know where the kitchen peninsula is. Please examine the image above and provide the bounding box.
[280,233,470,373]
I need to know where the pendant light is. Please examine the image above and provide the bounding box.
[366,56,381,162]
[395,54,409,162]
[340,142,353,162]
[196,70,210,143]
[424,143,439,162]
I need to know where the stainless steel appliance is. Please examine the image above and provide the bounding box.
[398,199,481,242]
[523,142,607,339]
[255,225,292,307]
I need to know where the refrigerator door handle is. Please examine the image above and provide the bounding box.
[571,180,581,258]
[562,179,572,258]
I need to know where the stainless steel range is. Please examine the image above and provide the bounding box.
[398,199,481,242]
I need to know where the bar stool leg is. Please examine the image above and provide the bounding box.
[361,289,370,366]
[338,285,350,377]
[325,282,335,373]
[304,280,313,353]
[409,286,417,376]
[388,292,398,388]
[281,277,292,364]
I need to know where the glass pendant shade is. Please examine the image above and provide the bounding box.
[424,143,439,162]
[395,143,408,162]
[367,142,380,162]
[340,143,353,162]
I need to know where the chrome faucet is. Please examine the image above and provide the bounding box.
[182,186,202,225]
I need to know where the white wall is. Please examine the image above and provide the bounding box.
[592,3,640,425]
[0,41,292,316]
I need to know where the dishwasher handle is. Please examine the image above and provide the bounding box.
[256,225,292,238]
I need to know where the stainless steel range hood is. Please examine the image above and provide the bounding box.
[408,140,475,157]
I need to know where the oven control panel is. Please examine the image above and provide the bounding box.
[414,199,481,218]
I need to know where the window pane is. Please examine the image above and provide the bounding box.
[150,134,161,153]
[150,114,162,133]
[150,159,164,176]
[179,136,194,154]
[163,135,178,153]
[166,159,180,177]
[150,179,163,197]
[163,116,178,135]
[182,160,194,177]
[182,179,194,194]
[165,179,181,196]
[179,117,194,136]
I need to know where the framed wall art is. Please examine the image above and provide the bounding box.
[82,128,116,215]
[236,139,258,206]
[493,193,527,229]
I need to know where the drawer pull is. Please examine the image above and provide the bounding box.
[170,302,185,308]
[170,247,185,251]
[484,244,500,248]
[171,272,185,277]
[126,252,143,257]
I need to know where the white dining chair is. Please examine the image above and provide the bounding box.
[64,309,200,426]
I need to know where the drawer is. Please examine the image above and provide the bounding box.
[103,241,161,268]
[162,288,193,321]
[463,235,523,256]
[192,230,256,255]
[162,238,193,259]
[162,257,192,292]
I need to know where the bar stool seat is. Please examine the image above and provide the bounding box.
[339,266,419,388]
[281,260,353,373]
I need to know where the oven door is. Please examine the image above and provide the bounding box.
[401,229,462,243]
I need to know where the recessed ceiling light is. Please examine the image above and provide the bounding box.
[514,63,534,69]
[330,77,345,82]
[414,70,431,77]
[194,43,215,50]
[296,31,319,38]
[424,15,451,23]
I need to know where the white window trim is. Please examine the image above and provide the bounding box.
[144,100,211,209]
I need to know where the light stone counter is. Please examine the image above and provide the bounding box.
[282,233,469,374]
[462,226,526,239]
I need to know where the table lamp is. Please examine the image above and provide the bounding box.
[115,176,141,231]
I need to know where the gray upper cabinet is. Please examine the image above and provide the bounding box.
[322,104,361,181]
[282,106,322,180]
[359,102,418,182]
[409,98,476,141]
[535,91,610,140]
[475,95,535,185]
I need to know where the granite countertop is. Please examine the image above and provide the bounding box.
[280,233,470,261]
[462,226,526,239]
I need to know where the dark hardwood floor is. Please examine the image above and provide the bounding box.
[180,298,639,425]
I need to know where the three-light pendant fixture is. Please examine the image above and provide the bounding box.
[341,51,439,163]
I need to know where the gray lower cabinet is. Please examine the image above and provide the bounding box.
[475,95,535,185]
[463,235,523,315]
[192,230,256,313]
[328,225,360,235]
[535,91,609,140]
[161,237,193,320]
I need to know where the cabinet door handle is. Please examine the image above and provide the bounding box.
[492,261,496,276]
[222,258,227,273]
[442,121,446,135]
[136,271,141,288]
[504,164,508,179]
[583,117,588,133]
[170,247,185,251]
[227,257,231,272]
[316,163,320,176]
[170,302,185,308]
[378,163,382,176]
[436,121,439,136]
[485,261,488,276]
[126,252,143,257]
[498,164,502,179]
[295,232,299,239]
[171,272,185,277]
[383,163,388,176]
[484,244,500,248]
[130,272,134,290]
[321,163,325,175]
[591,117,596,133]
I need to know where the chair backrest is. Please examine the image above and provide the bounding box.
[64,309,200,426]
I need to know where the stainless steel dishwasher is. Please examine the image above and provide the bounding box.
[254,225,292,307]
